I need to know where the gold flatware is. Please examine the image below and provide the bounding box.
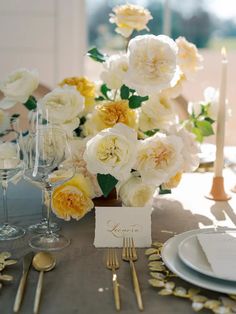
[122,237,144,311]
[13,251,33,313]
[32,252,56,314]
[106,248,121,311]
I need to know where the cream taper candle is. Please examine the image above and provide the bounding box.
[214,47,228,177]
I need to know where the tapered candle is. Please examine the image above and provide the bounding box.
[214,47,228,177]
[163,0,171,36]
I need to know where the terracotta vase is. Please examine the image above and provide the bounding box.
[93,188,122,207]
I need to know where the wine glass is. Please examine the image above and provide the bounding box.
[24,125,74,250]
[26,109,60,233]
[0,131,25,240]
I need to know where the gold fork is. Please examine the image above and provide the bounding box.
[122,237,144,311]
[106,249,121,311]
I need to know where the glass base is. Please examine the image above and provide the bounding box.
[0,223,25,241]
[29,232,70,251]
[28,220,60,234]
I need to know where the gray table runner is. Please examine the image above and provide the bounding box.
[0,180,214,313]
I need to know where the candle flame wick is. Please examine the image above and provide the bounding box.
[221,46,227,59]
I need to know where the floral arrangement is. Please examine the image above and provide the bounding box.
[0,3,216,221]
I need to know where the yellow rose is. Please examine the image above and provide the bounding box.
[109,3,152,38]
[60,76,95,111]
[83,100,137,135]
[162,172,182,190]
[52,174,94,221]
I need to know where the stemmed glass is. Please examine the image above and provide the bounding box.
[0,131,25,240]
[24,126,74,250]
[26,109,60,233]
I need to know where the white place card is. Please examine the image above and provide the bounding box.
[94,206,152,248]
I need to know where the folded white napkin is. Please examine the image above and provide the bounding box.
[197,232,236,280]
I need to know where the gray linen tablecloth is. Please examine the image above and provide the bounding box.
[0,172,235,314]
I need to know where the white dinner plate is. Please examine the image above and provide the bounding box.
[161,228,236,294]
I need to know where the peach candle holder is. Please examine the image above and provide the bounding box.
[206,176,231,201]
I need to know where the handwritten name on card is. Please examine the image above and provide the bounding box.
[94,206,152,248]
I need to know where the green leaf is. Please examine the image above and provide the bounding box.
[95,96,105,101]
[100,84,111,99]
[87,48,107,63]
[144,129,160,137]
[192,127,203,143]
[129,95,148,109]
[159,186,171,195]
[23,95,37,110]
[120,85,130,100]
[97,174,118,197]
[204,117,215,124]
[196,120,214,137]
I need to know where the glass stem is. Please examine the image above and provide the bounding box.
[41,189,47,223]
[2,179,8,226]
[45,185,52,235]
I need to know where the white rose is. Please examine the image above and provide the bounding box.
[84,123,138,181]
[168,124,200,172]
[118,175,155,207]
[138,94,176,132]
[63,137,102,198]
[26,127,67,168]
[109,3,152,38]
[135,133,183,185]
[161,67,185,99]
[0,68,39,109]
[0,109,10,133]
[124,35,178,95]
[0,142,20,169]
[100,54,129,90]
[40,86,84,131]
[176,36,203,79]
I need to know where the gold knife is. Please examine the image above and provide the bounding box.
[13,252,33,313]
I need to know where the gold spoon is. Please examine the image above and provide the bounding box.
[32,252,56,314]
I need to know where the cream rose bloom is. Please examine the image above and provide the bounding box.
[29,127,67,167]
[109,3,152,38]
[84,123,138,181]
[135,133,183,185]
[63,137,102,198]
[0,109,10,133]
[168,124,200,172]
[100,54,128,90]
[0,68,39,109]
[161,67,186,99]
[124,35,178,95]
[176,36,203,79]
[138,94,176,132]
[0,142,20,169]
[118,175,156,207]
[40,86,84,134]
[162,172,182,190]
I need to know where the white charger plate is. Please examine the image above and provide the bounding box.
[161,228,236,294]
[178,234,236,281]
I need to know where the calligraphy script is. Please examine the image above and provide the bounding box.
[106,220,142,238]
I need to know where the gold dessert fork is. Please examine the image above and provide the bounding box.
[122,237,144,311]
[106,248,121,311]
